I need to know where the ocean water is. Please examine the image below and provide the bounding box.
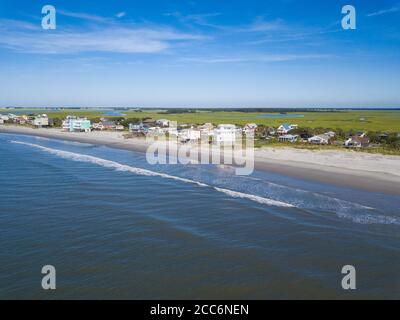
[103,111,126,117]
[0,133,399,299]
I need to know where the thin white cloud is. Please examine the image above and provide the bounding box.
[182,54,333,64]
[115,12,126,18]
[247,26,342,45]
[166,12,283,33]
[367,6,400,17]
[0,19,40,31]
[0,19,207,54]
[59,10,126,22]
[58,10,111,23]
[236,17,284,33]
[164,12,221,28]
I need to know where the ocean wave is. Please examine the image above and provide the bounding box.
[10,141,293,208]
[243,175,373,210]
[214,187,294,207]
[337,212,400,226]
[12,140,397,228]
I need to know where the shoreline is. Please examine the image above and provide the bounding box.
[1,125,400,196]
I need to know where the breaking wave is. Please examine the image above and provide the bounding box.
[214,188,294,207]
[337,212,400,226]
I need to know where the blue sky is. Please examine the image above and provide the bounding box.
[0,0,399,108]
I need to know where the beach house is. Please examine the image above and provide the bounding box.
[164,126,179,136]
[277,124,296,135]
[345,136,370,148]
[129,122,149,134]
[156,119,170,127]
[7,114,18,121]
[11,115,28,125]
[33,114,49,128]
[62,116,91,132]
[0,114,9,122]
[278,134,299,143]
[92,119,117,131]
[101,119,117,130]
[308,134,330,145]
[243,123,258,136]
[0,115,7,124]
[180,128,201,142]
[198,123,215,137]
[213,124,237,144]
[147,126,165,136]
[325,131,336,138]
[260,126,276,138]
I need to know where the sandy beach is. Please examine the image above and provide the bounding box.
[1,125,399,195]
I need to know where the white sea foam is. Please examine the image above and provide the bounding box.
[337,212,400,226]
[246,175,373,210]
[11,141,293,208]
[214,187,294,207]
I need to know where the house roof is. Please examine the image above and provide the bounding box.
[310,134,330,140]
[101,121,116,126]
[279,124,292,130]
[245,123,258,128]
[217,124,236,129]
[351,136,369,144]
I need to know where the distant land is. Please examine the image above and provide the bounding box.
[1,106,400,112]
[1,107,400,132]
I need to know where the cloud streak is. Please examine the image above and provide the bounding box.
[115,12,126,18]
[0,19,207,54]
[165,12,221,28]
[367,6,400,17]
[181,53,333,64]
[58,10,111,23]
[166,12,283,33]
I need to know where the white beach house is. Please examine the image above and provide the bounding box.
[156,119,170,127]
[213,124,237,144]
[278,134,299,143]
[243,123,258,136]
[0,114,7,124]
[277,124,297,135]
[62,116,91,132]
[325,131,336,138]
[198,123,215,137]
[308,134,330,145]
[129,122,150,134]
[180,128,201,142]
[164,126,179,136]
[33,114,49,127]
[0,114,9,122]
[345,136,370,148]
